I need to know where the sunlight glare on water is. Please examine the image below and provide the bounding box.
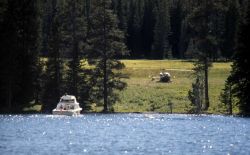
[0,114,250,155]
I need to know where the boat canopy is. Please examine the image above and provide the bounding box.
[60,95,76,101]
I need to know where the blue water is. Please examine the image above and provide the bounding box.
[0,114,250,155]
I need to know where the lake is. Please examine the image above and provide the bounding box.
[0,114,250,155]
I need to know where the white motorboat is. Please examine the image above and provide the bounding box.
[52,95,82,116]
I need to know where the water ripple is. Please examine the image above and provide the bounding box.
[0,114,250,155]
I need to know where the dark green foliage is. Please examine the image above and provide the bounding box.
[188,1,221,58]
[187,0,225,111]
[0,0,41,113]
[188,58,206,113]
[112,0,129,33]
[127,0,145,58]
[169,0,183,58]
[228,3,250,116]
[141,0,155,58]
[41,0,64,113]
[112,0,242,60]
[87,0,128,112]
[188,75,203,114]
[152,0,171,59]
[221,0,240,60]
[0,0,249,114]
[0,0,7,24]
[220,79,233,115]
[62,0,91,111]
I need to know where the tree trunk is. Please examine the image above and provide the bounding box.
[103,58,108,112]
[228,84,232,115]
[103,1,108,112]
[204,57,209,110]
[35,88,39,104]
[7,79,12,112]
[72,1,78,98]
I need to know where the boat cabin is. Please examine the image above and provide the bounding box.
[56,95,80,110]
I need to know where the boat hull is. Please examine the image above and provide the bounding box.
[52,108,82,116]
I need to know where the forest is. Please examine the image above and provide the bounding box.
[0,0,249,115]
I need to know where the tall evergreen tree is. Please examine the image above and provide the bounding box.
[127,0,144,58]
[228,2,250,116]
[220,78,233,115]
[62,0,91,111]
[221,0,240,60]
[87,0,128,112]
[0,0,7,23]
[141,0,155,58]
[188,0,222,110]
[152,0,171,59]
[41,0,64,112]
[0,0,19,112]
[169,0,183,58]
[188,71,204,114]
[112,0,129,33]
[0,0,41,113]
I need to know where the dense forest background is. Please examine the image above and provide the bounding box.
[38,0,248,60]
[112,0,245,60]
[0,0,249,114]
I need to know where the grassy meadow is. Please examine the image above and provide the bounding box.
[28,59,232,114]
[110,60,232,114]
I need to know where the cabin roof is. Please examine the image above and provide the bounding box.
[60,95,76,100]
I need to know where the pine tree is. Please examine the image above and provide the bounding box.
[62,0,92,111]
[0,0,41,113]
[113,0,129,32]
[87,0,128,112]
[0,0,19,112]
[0,0,7,23]
[41,0,64,112]
[127,0,144,58]
[141,0,155,59]
[188,0,223,110]
[220,79,233,115]
[152,0,171,59]
[221,0,240,60]
[169,0,183,58]
[179,0,198,58]
[228,2,250,116]
[188,72,204,114]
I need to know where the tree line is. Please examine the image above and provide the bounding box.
[0,0,127,113]
[187,0,250,116]
[0,0,249,115]
[112,0,246,60]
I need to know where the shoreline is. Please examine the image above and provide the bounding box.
[0,111,246,117]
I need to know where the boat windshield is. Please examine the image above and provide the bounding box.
[61,99,74,103]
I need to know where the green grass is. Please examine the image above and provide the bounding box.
[112,60,232,114]
[23,104,42,113]
[34,59,233,114]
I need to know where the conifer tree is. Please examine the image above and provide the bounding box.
[0,0,41,112]
[188,0,223,110]
[152,0,171,59]
[228,2,250,116]
[41,0,64,112]
[188,72,204,114]
[141,0,155,58]
[220,79,233,115]
[62,0,91,111]
[127,0,144,58]
[87,0,128,112]
[169,0,183,58]
[221,0,240,60]
[113,0,129,33]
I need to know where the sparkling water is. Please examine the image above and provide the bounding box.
[1,114,250,155]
